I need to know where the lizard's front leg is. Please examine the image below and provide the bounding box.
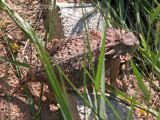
[110,57,121,87]
[105,27,139,87]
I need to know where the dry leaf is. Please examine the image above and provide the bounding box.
[11,43,19,52]
[139,109,147,116]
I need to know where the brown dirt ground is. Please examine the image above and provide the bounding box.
[0,0,159,120]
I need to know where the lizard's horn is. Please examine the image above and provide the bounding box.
[105,49,116,55]
[121,28,125,34]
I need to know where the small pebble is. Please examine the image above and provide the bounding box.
[24,56,28,62]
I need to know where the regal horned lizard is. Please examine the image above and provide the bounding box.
[26,27,139,119]
[28,27,139,87]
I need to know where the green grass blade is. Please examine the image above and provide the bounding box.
[48,0,56,43]
[135,0,143,34]
[0,0,6,9]
[139,34,147,50]
[105,83,158,117]
[158,110,160,120]
[101,0,126,26]
[95,20,106,90]
[44,0,49,47]
[123,0,129,21]
[118,0,124,19]
[138,47,160,77]
[80,3,87,118]
[4,33,22,78]
[99,20,107,119]
[130,59,150,102]
[155,21,160,46]
[23,84,40,120]
[80,3,96,79]
[99,90,122,120]
[150,3,160,23]
[36,83,44,116]
[127,88,138,120]
[137,64,160,91]
[80,3,97,118]
[0,57,30,68]
[139,0,153,14]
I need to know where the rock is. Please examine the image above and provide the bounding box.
[42,2,108,39]
[75,93,134,120]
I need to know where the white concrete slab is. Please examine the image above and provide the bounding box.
[75,93,134,120]
[45,2,108,39]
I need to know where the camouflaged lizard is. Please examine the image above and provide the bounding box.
[26,27,139,101]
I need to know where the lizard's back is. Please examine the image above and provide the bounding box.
[34,33,103,89]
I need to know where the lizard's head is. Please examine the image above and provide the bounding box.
[105,27,139,58]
